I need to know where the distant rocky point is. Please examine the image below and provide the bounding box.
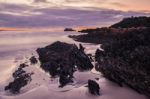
[64,28,75,31]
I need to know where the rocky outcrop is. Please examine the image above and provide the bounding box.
[30,56,38,64]
[64,28,75,31]
[69,16,150,44]
[5,63,33,93]
[36,41,93,87]
[88,80,100,95]
[95,28,150,98]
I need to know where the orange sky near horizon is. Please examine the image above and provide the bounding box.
[0,0,150,12]
[0,0,150,28]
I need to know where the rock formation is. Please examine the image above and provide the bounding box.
[95,28,150,98]
[88,80,100,95]
[5,63,33,93]
[36,41,93,87]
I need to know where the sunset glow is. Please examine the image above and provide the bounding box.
[0,0,150,28]
[0,0,150,11]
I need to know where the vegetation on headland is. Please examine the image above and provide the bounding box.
[111,16,150,28]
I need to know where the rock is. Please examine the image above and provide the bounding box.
[95,78,99,80]
[88,80,100,95]
[95,28,150,98]
[36,41,93,87]
[19,63,28,69]
[5,63,33,94]
[79,43,85,52]
[59,66,74,87]
[5,73,33,93]
[64,28,75,31]
[30,56,38,64]
[87,54,94,62]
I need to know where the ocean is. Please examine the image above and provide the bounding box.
[0,30,78,82]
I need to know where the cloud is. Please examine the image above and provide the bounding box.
[109,2,127,7]
[0,1,149,28]
[0,3,29,11]
[0,3,42,16]
[0,4,149,28]
[33,0,48,3]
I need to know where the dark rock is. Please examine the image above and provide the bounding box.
[79,43,85,52]
[19,63,28,69]
[69,17,150,44]
[5,73,33,94]
[68,16,150,98]
[87,54,94,62]
[36,41,93,87]
[5,63,33,94]
[59,66,74,87]
[95,28,150,98]
[64,28,75,31]
[30,56,38,64]
[88,80,100,95]
[95,78,99,80]
[12,68,26,79]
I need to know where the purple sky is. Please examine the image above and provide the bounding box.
[0,0,150,28]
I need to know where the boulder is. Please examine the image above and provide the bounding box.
[5,73,33,93]
[88,80,100,95]
[59,66,74,87]
[30,56,38,64]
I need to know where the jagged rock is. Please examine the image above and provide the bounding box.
[88,80,100,95]
[30,56,38,64]
[37,41,93,74]
[19,63,28,69]
[79,43,85,52]
[5,73,33,93]
[59,66,74,87]
[5,63,33,94]
[36,41,93,87]
[87,54,94,62]
[95,28,150,98]
[68,16,150,98]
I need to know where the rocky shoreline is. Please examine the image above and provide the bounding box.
[69,16,150,98]
[5,41,101,95]
[4,16,150,98]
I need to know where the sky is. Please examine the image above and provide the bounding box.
[0,0,150,28]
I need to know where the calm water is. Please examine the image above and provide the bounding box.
[0,30,78,82]
[0,30,101,82]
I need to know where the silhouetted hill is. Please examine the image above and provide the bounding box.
[111,16,150,28]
